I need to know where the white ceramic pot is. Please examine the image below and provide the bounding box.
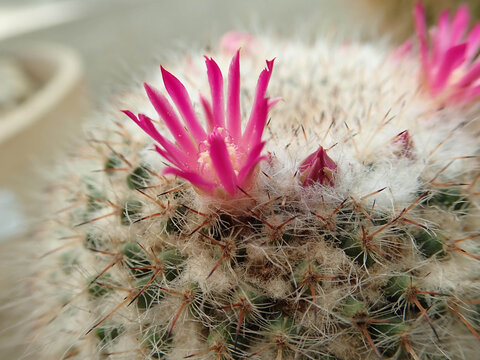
[0,43,89,231]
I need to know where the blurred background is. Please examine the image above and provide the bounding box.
[1,0,479,358]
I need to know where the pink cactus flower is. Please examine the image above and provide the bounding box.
[124,51,276,197]
[299,146,337,187]
[414,2,480,103]
[220,31,258,56]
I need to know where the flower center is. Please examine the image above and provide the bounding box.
[197,128,242,181]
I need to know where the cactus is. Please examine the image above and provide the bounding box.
[26,6,480,360]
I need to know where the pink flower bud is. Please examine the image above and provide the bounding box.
[299,146,337,187]
[220,32,258,56]
[392,130,414,158]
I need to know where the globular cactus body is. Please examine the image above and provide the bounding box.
[27,7,480,360]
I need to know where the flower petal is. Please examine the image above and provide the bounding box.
[124,110,194,169]
[242,59,275,144]
[163,167,216,194]
[237,141,265,186]
[144,83,196,155]
[242,97,269,147]
[208,131,238,195]
[199,93,215,132]
[138,114,192,169]
[238,156,266,190]
[456,60,480,88]
[161,66,207,144]
[450,5,470,44]
[393,39,413,59]
[122,110,142,127]
[205,56,225,129]
[466,23,480,62]
[227,49,241,140]
[432,43,467,93]
[267,97,281,111]
[153,144,178,166]
[432,11,452,64]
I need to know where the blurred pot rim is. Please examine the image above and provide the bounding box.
[0,42,83,144]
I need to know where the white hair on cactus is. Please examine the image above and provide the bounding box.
[15,26,480,360]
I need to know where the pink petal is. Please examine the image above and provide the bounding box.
[304,157,324,186]
[412,3,480,105]
[414,2,429,73]
[163,167,216,194]
[242,97,269,147]
[392,39,413,59]
[125,111,165,146]
[138,114,192,169]
[432,43,467,93]
[466,23,480,63]
[144,83,196,155]
[153,145,178,166]
[237,156,266,189]
[219,32,257,56]
[122,110,142,127]
[450,5,470,44]
[299,151,317,173]
[267,97,281,111]
[456,60,480,88]
[205,56,225,128]
[237,141,265,185]
[124,108,190,168]
[161,66,207,144]
[242,59,275,144]
[124,111,184,168]
[432,11,452,64]
[199,93,215,132]
[208,131,238,195]
[227,49,241,140]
